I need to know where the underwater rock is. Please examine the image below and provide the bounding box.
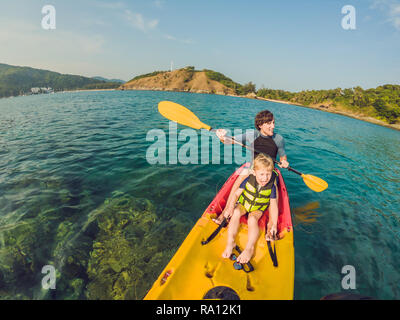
[49,219,93,299]
[85,193,192,300]
[0,190,193,300]
[0,269,5,289]
[0,221,41,298]
[58,189,73,204]
[0,205,90,299]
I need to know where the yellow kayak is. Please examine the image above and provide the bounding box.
[144,164,295,300]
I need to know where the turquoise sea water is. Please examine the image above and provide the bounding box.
[0,90,399,299]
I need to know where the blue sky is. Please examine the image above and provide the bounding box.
[1,0,399,91]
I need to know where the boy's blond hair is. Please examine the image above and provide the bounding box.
[253,153,274,171]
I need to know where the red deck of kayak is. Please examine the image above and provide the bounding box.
[205,163,292,233]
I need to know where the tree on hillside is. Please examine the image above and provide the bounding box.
[239,82,256,95]
[373,98,400,123]
[343,88,353,98]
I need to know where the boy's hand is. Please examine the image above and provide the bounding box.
[266,224,278,241]
[212,208,232,225]
[222,207,234,220]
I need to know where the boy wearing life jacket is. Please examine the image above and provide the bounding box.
[221,153,279,264]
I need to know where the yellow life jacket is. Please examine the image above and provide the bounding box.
[238,171,277,212]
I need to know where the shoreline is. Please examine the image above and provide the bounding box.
[3,87,399,131]
[212,91,400,132]
[119,87,400,131]
[59,88,117,93]
[255,96,400,132]
[0,88,117,99]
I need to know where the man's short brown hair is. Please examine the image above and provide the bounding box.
[255,110,274,131]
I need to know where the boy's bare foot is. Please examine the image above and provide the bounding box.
[236,247,254,264]
[222,240,236,259]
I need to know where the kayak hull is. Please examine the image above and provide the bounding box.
[144,164,294,300]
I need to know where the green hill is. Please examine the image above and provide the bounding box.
[201,69,253,95]
[123,66,257,96]
[257,85,400,124]
[0,63,120,98]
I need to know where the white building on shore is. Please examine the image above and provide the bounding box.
[30,87,54,94]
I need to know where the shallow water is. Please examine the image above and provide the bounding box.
[0,90,399,299]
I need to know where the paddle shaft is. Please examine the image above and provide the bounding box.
[210,129,304,176]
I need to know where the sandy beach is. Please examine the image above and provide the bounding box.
[59,88,117,93]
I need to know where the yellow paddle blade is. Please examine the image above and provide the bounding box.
[158,101,211,130]
[301,174,328,192]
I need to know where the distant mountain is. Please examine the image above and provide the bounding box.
[0,63,120,98]
[119,66,256,96]
[92,76,125,84]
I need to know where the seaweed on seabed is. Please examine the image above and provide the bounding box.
[0,221,41,299]
[85,192,193,300]
[49,219,93,300]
